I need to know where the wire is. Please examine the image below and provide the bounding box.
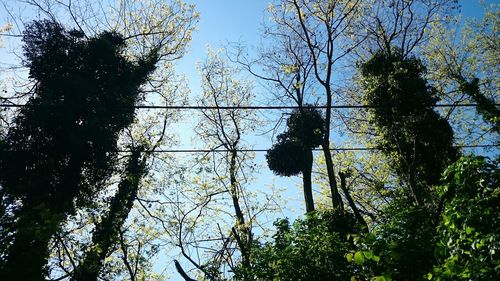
[116,144,497,153]
[118,147,377,153]
[3,144,497,154]
[0,103,496,110]
[1,145,497,154]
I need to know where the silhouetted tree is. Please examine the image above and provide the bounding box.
[357,49,460,279]
[235,0,366,210]
[266,107,324,213]
[0,20,157,280]
[360,48,459,205]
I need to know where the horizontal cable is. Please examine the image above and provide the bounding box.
[1,145,496,154]
[119,147,375,153]
[121,144,497,153]
[0,103,496,110]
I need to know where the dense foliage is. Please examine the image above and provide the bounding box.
[238,211,359,281]
[266,106,325,177]
[0,20,156,280]
[360,49,459,205]
[432,156,499,280]
[245,156,500,281]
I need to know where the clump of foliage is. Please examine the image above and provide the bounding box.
[266,106,325,213]
[431,156,500,280]
[266,106,325,177]
[0,19,157,279]
[360,48,459,205]
[238,211,359,281]
[347,156,499,281]
[286,106,325,148]
[368,201,439,280]
[266,133,311,177]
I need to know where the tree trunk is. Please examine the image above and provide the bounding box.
[0,155,82,281]
[339,171,368,231]
[302,149,315,213]
[72,149,145,281]
[321,141,343,211]
[228,148,251,274]
[322,81,343,211]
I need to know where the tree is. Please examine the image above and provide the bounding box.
[0,20,157,280]
[424,4,499,135]
[355,0,458,58]
[71,146,147,280]
[234,0,367,211]
[187,48,257,279]
[0,1,198,279]
[166,48,281,281]
[360,48,459,205]
[239,211,359,281]
[340,48,462,279]
[266,106,325,213]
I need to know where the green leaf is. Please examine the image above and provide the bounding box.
[389,250,400,261]
[346,253,353,262]
[363,250,374,259]
[354,251,365,264]
[465,226,473,235]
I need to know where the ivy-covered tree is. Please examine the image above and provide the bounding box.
[360,48,459,205]
[72,147,148,280]
[266,107,325,213]
[349,49,461,280]
[0,20,157,280]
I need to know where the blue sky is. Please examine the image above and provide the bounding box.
[175,1,268,106]
[176,0,496,88]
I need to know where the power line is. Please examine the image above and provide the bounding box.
[0,103,496,110]
[1,144,497,154]
[118,147,376,153]
[118,144,497,153]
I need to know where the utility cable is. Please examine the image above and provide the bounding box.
[0,103,497,110]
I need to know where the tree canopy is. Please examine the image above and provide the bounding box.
[0,1,498,280]
[0,19,157,280]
